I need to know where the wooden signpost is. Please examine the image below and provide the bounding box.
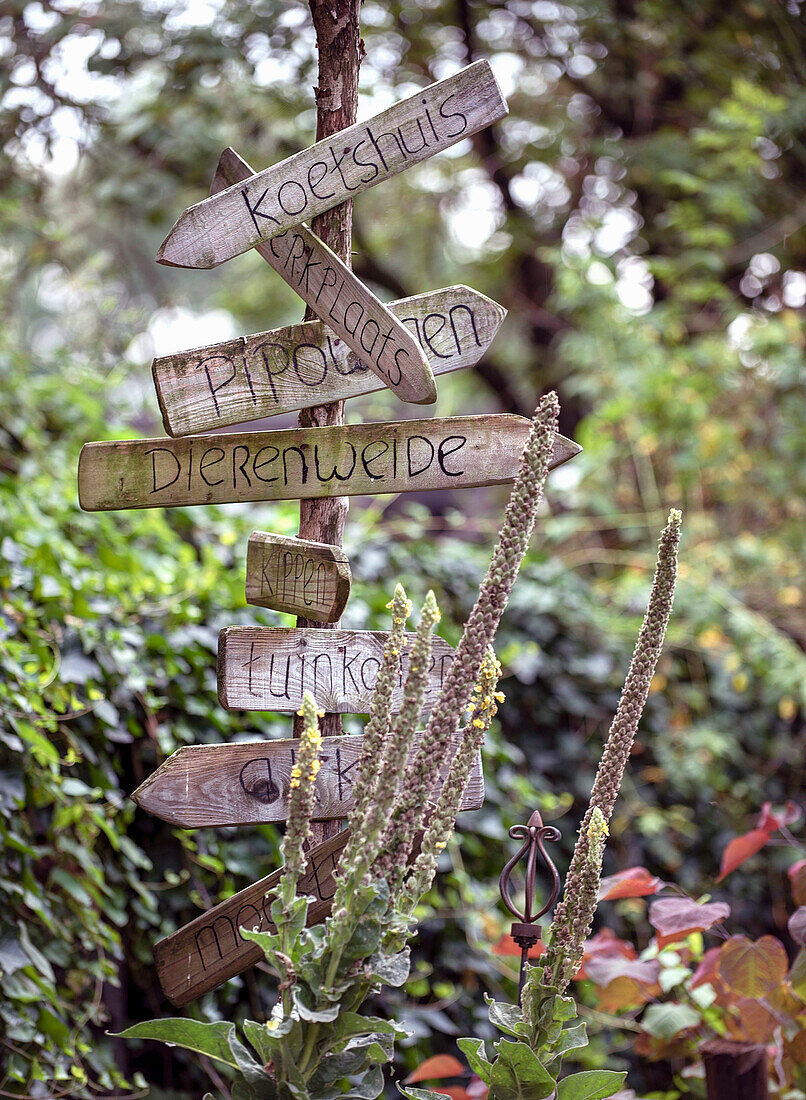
[245,532,351,622]
[156,61,507,269]
[210,147,436,406]
[154,829,349,1006]
[132,733,483,829]
[217,627,456,714]
[76,31,584,1007]
[77,415,580,511]
[152,285,506,437]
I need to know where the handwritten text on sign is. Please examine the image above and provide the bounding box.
[245,532,351,623]
[77,415,581,511]
[152,286,506,436]
[156,61,508,268]
[210,146,435,405]
[154,831,348,1005]
[131,732,483,828]
[217,627,456,714]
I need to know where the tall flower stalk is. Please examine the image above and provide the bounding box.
[526,508,682,1026]
[381,392,560,874]
[399,647,502,913]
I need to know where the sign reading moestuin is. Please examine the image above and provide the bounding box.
[209,147,436,405]
[156,61,508,269]
[77,415,581,511]
[152,286,506,437]
[131,732,484,829]
[217,627,456,714]
[155,830,348,1005]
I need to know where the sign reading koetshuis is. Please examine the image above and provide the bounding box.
[157,61,507,269]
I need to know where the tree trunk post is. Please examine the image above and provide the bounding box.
[295,0,363,840]
[701,1039,769,1100]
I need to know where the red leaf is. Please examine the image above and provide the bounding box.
[649,897,730,949]
[758,800,801,833]
[788,860,806,907]
[575,929,636,981]
[725,997,779,1043]
[690,946,723,990]
[405,1056,465,1084]
[491,934,545,959]
[599,866,665,901]
[585,956,661,989]
[718,935,789,998]
[789,907,806,946]
[716,829,771,882]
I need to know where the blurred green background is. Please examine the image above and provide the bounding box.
[1,0,805,1095]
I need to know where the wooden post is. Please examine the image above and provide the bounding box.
[701,1040,768,1100]
[294,0,363,841]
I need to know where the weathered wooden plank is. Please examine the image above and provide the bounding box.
[154,829,348,1006]
[245,532,351,623]
[209,147,436,406]
[152,285,506,437]
[217,627,456,714]
[156,61,507,269]
[132,731,483,828]
[77,416,581,512]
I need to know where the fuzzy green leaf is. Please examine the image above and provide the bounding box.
[490,1039,556,1100]
[486,996,528,1038]
[556,1070,626,1100]
[640,1002,700,1040]
[113,1019,238,1068]
[457,1037,492,1084]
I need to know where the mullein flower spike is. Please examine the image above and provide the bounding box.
[387,392,560,874]
[344,584,412,844]
[332,591,441,914]
[399,647,502,912]
[536,508,682,998]
[371,591,442,891]
[278,691,322,912]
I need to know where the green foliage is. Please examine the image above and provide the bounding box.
[2,0,806,1095]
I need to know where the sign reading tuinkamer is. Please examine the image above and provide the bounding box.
[156,61,508,269]
[77,415,581,511]
[217,627,456,714]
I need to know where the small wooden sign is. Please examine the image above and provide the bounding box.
[210,147,436,406]
[154,829,348,1006]
[152,285,506,437]
[245,532,351,623]
[217,627,456,714]
[132,731,483,828]
[157,61,507,269]
[77,415,581,512]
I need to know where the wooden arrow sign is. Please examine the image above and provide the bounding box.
[152,285,506,437]
[155,829,348,1005]
[156,60,507,269]
[217,627,456,714]
[245,532,351,623]
[132,731,483,828]
[209,147,436,406]
[77,415,581,512]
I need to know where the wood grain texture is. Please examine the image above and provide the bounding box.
[217,627,456,714]
[152,285,506,437]
[154,829,348,1005]
[77,415,581,512]
[156,61,508,269]
[210,147,436,406]
[245,532,351,622]
[131,731,483,828]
